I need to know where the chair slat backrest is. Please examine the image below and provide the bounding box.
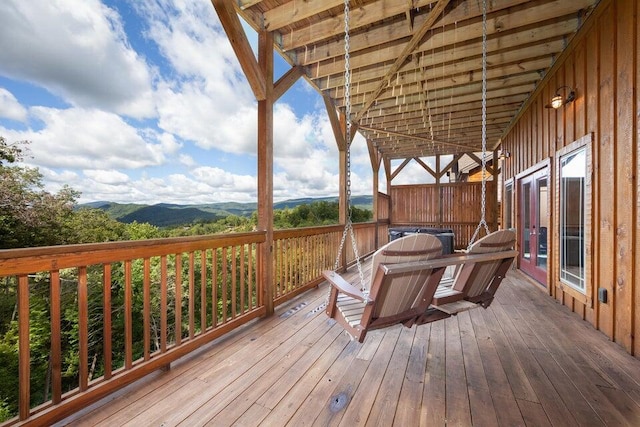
[369,234,442,318]
[462,229,516,297]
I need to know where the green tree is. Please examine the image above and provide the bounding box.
[0,138,79,249]
[62,208,126,243]
[124,221,162,240]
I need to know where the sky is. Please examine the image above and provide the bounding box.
[0,0,432,205]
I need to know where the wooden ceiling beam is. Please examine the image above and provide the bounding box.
[277,0,435,52]
[362,106,517,128]
[273,66,304,101]
[439,153,464,178]
[325,57,550,97]
[354,0,451,122]
[309,20,573,80]
[212,0,266,100]
[359,125,471,151]
[390,158,413,181]
[415,157,437,177]
[358,94,528,121]
[371,117,512,137]
[264,0,344,31]
[295,0,550,67]
[323,94,346,151]
[231,0,598,160]
[238,0,265,9]
[369,128,503,145]
[342,71,540,111]
[351,83,536,116]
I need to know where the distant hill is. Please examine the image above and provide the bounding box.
[79,195,373,228]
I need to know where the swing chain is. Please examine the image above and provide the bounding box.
[329,0,365,296]
[468,0,490,250]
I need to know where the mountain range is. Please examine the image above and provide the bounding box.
[80,195,373,227]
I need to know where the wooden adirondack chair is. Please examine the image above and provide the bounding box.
[323,234,445,343]
[417,229,517,323]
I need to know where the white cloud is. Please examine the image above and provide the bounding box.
[72,172,258,205]
[191,166,256,192]
[39,167,79,183]
[84,169,130,185]
[0,88,27,122]
[2,106,172,169]
[178,153,196,167]
[0,0,375,205]
[155,82,257,154]
[0,0,155,118]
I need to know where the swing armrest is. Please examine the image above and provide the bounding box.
[322,270,372,304]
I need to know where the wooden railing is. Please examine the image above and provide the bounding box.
[272,222,378,305]
[0,222,379,426]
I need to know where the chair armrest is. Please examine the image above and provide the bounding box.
[322,270,372,304]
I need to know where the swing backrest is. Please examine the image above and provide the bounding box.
[454,229,516,299]
[369,233,443,318]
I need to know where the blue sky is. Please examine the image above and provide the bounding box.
[0,0,387,205]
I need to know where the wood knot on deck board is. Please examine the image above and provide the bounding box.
[329,392,349,413]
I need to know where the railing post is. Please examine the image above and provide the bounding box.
[367,139,381,249]
[18,275,30,421]
[258,29,275,315]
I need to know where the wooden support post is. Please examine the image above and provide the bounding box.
[258,30,274,315]
[436,155,443,228]
[338,112,348,228]
[384,157,392,224]
[367,139,381,248]
[492,149,499,230]
[323,98,350,270]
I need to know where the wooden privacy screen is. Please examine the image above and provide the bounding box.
[390,182,498,249]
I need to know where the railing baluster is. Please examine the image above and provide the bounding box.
[222,247,228,323]
[248,244,254,310]
[78,266,89,391]
[124,260,133,369]
[231,246,237,319]
[188,252,195,339]
[240,244,245,314]
[160,256,167,352]
[18,274,30,420]
[212,249,218,327]
[143,258,151,361]
[201,250,207,332]
[50,270,62,403]
[103,265,112,380]
[175,254,182,346]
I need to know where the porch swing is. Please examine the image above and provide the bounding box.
[322,0,518,342]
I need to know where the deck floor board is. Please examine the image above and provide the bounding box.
[61,270,640,426]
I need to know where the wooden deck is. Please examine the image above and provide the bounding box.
[59,269,640,426]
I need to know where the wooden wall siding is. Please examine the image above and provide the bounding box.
[377,192,390,222]
[390,182,497,249]
[501,0,639,356]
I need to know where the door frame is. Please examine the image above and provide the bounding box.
[515,160,551,286]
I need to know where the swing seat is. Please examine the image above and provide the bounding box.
[323,234,445,343]
[417,229,517,324]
